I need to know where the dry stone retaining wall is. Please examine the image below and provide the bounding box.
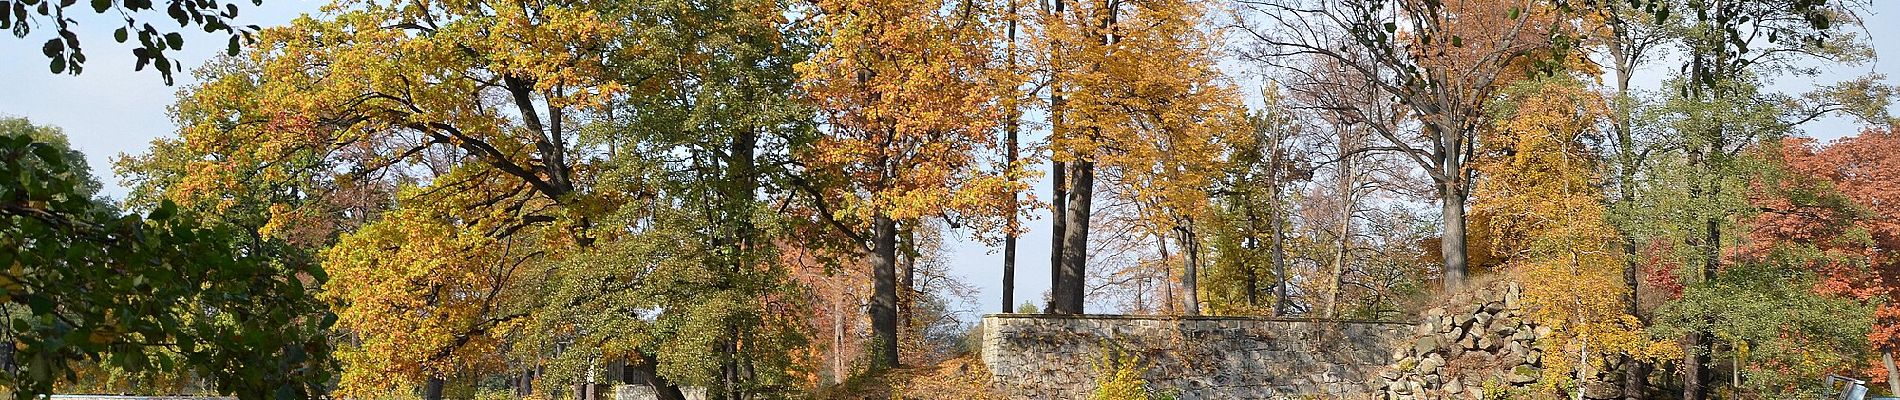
[980,314,1411,399]
[1370,281,1621,400]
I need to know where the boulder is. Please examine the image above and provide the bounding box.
[1414,336,1442,356]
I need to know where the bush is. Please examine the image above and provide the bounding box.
[1088,348,1174,400]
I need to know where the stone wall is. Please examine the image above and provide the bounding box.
[980,314,1411,399]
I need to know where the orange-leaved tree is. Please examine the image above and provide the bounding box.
[795,0,1017,369]
[1750,129,1900,391]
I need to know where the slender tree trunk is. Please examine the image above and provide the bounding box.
[1682,169,1714,400]
[1243,235,1259,308]
[0,339,13,376]
[1682,333,1706,400]
[717,128,761,399]
[1156,234,1175,314]
[832,309,845,381]
[899,225,917,337]
[1179,225,1201,316]
[1049,160,1067,312]
[1052,160,1094,314]
[1325,223,1348,319]
[1326,146,1354,319]
[1046,0,1067,314]
[1605,15,1654,399]
[1001,0,1021,315]
[870,215,900,369]
[1003,215,1017,314]
[1271,205,1289,316]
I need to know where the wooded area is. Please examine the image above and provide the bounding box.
[4,0,1900,398]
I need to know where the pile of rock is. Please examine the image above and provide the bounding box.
[1373,282,1555,400]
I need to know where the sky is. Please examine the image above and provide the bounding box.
[2,1,1897,321]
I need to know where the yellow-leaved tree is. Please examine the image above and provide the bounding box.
[1473,76,1678,395]
[320,172,552,396]
[1037,0,1247,315]
[165,1,626,397]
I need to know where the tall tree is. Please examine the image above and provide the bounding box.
[1039,0,1244,315]
[1473,76,1679,397]
[796,0,1013,368]
[1238,0,1573,290]
[1653,1,1866,396]
[1576,0,1673,396]
[1204,89,1307,316]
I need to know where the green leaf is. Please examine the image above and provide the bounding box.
[40,38,62,57]
[164,32,182,50]
[227,34,240,56]
[48,56,65,74]
[1382,22,1396,33]
[28,144,65,172]
[150,200,177,220]
[114,26,127,42]
[1507,7,1520,20]
[88,0,105,12]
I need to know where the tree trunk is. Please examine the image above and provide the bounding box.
[1052,160,1094,315]
[1326,150,1353,319]
[1243,235,1259,308]
[870,215,900,369]
[899,225,916,335]
[832,309,845,381]
[1884,350,1899,395]
[1682,332,1708,400]
[0,338,13,376]
[1046,0,1068,314]
[1049,159,1067,312]
[1271,206,1289,316]
[1156,233,1175,314]
[1325,222,1348,319]
[1001,0,1020,315]
[631,352,688,400]
[1439,182,1469,291]
[1180,226,1201,316]
[1622,355,1649,400]
[424,377,446,400]
[1003,217,1017,313]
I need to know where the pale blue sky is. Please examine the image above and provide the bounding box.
[1,1,1895,319]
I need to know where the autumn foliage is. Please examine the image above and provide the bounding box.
[1748,129,1900,382]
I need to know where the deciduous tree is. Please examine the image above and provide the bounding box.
[1039,0,1245,314]
[796,0,1013,368]
[1238,0,1575,290]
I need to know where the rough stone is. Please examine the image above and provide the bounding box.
[1415,336,1442,356]
[1418,354,1445,374]
[980,314,1407,399]
[1509,365,1541,384]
